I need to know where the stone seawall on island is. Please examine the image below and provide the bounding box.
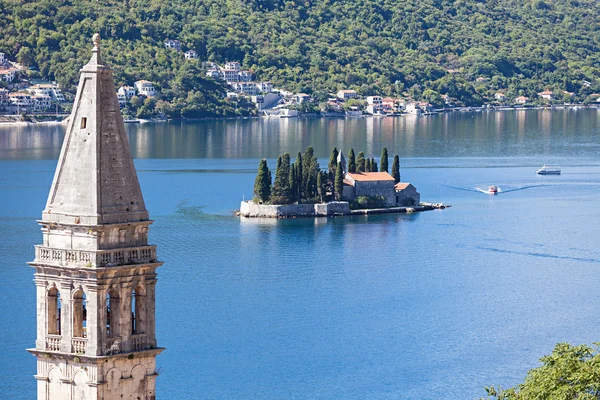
[238,201,444,218]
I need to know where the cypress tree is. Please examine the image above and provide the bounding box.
[289,163,297,202]
[295,152,303,201]
[366,158,372,172]
[356,151,365,172]
[371,157,378,172]
[334,161,344,200]
[392,155,400,183]
[380,147,389,172]
[253,159,271,203]
[302,146,314,198]
[319,171,329,202]
[276,155,282,172]
[317,171,324,203]
[348,148,356,173]
[272,153,292,203]
[328,147,338,175]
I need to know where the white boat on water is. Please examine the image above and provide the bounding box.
[536,165,561,175]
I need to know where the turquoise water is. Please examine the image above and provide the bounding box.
[1,110,600,398]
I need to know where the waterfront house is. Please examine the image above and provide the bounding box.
[239,70,253,82]
[230,82,258,96]
[134,80,157,97]
[184,50,198,60]
[405,102,423,114]
[538,91,554,100]
[0,67,17,82]
[164,39,181,51]
[256,82,273,93]
[117,85,136,106]
[494,93,506,101]
[32,94,52,111]
[366,96,382,106]
[337,89,358,100]
[394,183,420,206]
[206,69,220,80]
[342,172,397,207]
[9,92,33,112]
[294,93,311,103]
[27,83,66,103]
[514,96,529,105]
[0,88,9,108]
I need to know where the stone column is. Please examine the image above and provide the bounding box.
[59,282,72,353]
[146,280,157,347]
[35,278,47,350]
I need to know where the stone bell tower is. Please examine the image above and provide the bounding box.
[28,34,163,400]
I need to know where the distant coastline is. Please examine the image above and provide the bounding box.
[0,104,598,127]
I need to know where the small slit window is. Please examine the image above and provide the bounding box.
[80,117,87,129]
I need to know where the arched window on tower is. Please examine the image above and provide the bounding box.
[131,287,145,334]
[73,290,87,338]
[47,287,61,335]
[106,289,120,338]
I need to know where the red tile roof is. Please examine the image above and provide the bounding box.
[395,182,411,190]
[347,172,394,182]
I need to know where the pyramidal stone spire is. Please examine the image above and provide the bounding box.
[43,33,148,225]
[29,34,162,400]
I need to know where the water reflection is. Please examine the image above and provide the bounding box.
[1,109,599,161]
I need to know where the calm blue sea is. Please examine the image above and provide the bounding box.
[1,110,600,399]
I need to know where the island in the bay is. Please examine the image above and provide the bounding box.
[239,147,444,218]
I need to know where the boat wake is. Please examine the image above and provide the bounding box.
[442,183,545,194]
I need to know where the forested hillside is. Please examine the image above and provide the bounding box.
[1,0,599,111]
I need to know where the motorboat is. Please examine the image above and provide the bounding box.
[488,185,499,194]
[536,165,561,175]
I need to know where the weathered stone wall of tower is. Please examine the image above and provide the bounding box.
[29,34,163,400]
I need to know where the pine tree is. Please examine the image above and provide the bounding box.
[348,148,356,173]
[295,152,303,201]
[380,147,389,172]
[371,157,378,172]
[392,154,400,183]
[334,161,344,200]
[356,151,365,172]
[253,159,271,203]
[272,153,292,203]
[328,147,338,175]
[366,158,372,172]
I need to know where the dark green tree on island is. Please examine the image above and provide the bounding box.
[356,151,366,172]
[380,147,388,172]
[328,147,338,180]
[334,161,344,200]
[348,148,356,173]
[271,153,293,204]
[253,159,271,203]
[371,157,378,172]
[392,155,400,183]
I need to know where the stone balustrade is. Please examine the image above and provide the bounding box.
[34,245,156,268]
[71,338,87,354]
[131,334,148,351]
[46,335,61,351]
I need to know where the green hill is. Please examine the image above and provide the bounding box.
[1,0,599,112]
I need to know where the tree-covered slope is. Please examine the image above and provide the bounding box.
[1,0,599,107]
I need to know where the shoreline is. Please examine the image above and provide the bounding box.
[237,200,447,219]
[0,104,598,127]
